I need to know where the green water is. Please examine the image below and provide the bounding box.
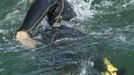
[0,0,134,75]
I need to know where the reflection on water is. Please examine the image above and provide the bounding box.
[0,0,134,75]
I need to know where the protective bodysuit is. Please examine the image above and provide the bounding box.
[18,0,76,32]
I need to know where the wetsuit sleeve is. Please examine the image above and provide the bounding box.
[18,0,56,32]
[47,0,77,25]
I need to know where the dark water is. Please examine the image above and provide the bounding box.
[0,0,134,75]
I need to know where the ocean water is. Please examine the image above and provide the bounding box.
[0,0,134,75]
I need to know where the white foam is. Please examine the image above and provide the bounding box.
[68,0,94,20]
[80,61,94,75]
[130,0,134,4]
[0,68,5,72]
[114,35,126,42]
[80,66,87,75]
[100,0,113,7]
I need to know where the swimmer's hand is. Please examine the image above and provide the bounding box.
[16,31,36,49]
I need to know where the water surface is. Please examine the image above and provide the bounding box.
[0,0,134,75]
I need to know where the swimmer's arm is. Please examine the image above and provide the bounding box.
[18,0,55,32]
[15,0,56,48]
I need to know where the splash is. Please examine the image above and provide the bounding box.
[68,0,94,20]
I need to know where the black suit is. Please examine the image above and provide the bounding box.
[18,0,76,32]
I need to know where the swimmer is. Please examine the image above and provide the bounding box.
[16,0,77,48]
